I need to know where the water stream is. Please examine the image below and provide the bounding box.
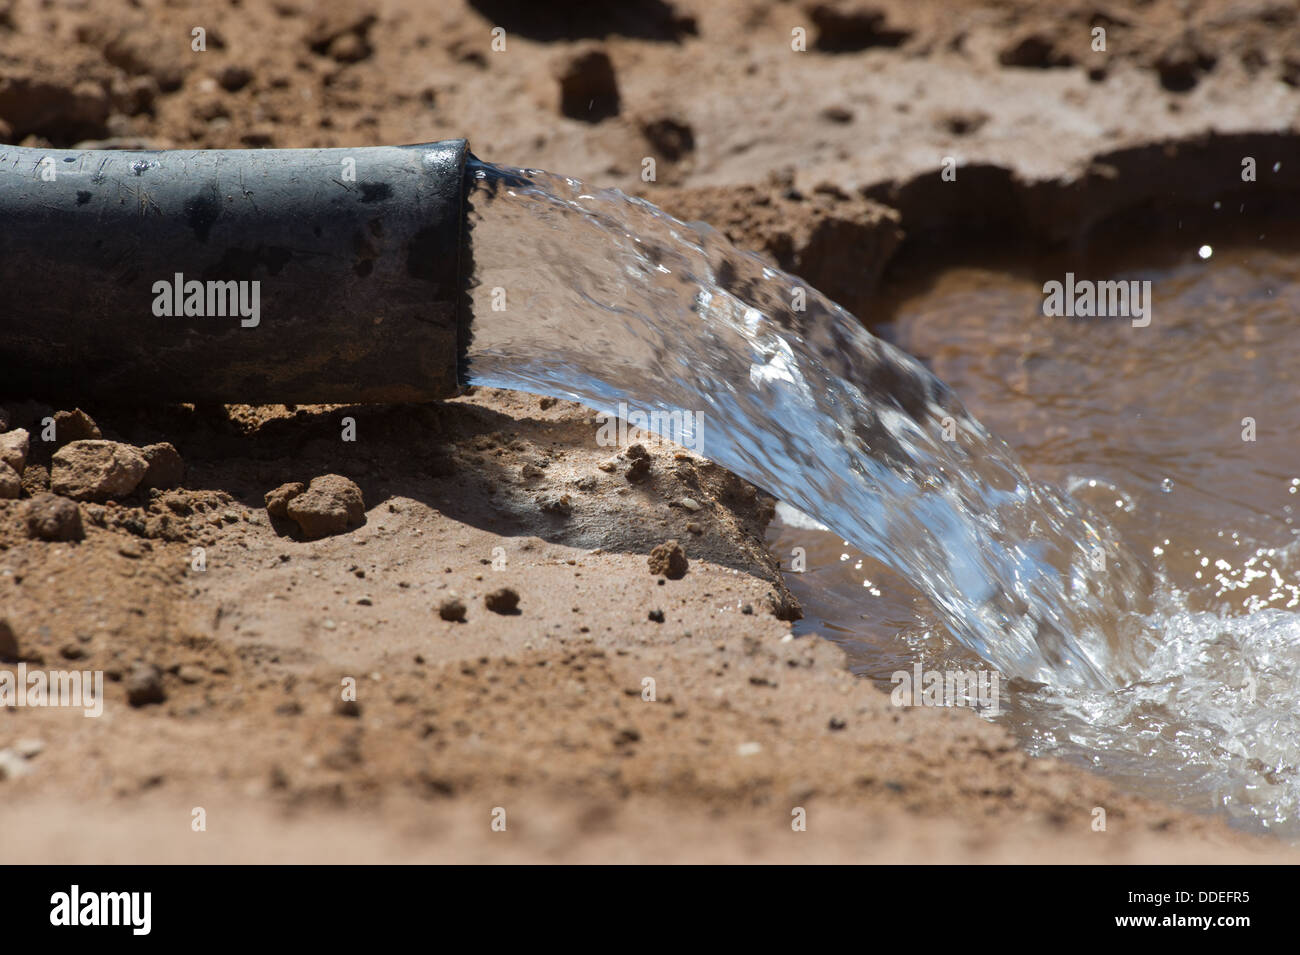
[459,156,1299,834]
[771,242,1300,835]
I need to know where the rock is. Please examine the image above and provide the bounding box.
[285,474,365,539]
[648,539,688,579]
[139,442,184,489]
[0,427,29,473]
[438,597,467,622]
[641,116,695,160]
[556,47,620,122]
[1155,38,1217,93]
[648,609,665,623]
[0,749,30,780]
[20,464,49,496]
[50,440,148,501]
[328,32,371,63]
[807,2,912,52]
[0,462,20,499]
[998,32,1075,69]
[51,408,101,445]
[23,493,84,542]
[484,587,520,615]
[0,618,17,661]
[305,1,376,55]
[216,64,252,92]
[125,663,166,707]
[264,481,307,518]
[538,493,573,517]
[625,442,651,482]
[768,589,804,622]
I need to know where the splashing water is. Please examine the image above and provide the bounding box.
[461,157,1156,688]
[769,247,1300,834]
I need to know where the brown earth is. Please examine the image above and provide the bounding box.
[2,0,1299,862]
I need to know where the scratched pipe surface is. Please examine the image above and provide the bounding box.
[0,139,469,403]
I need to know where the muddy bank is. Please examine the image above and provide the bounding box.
[3,0,1299,861]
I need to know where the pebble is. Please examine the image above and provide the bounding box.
[0,428,29,474]
[647,539,689,579]
[126,663,166,707]
[140,442,185,490]
[485,588,520,615]
[438,597,467,622]
[0,462,20,499]
[0,749,31,780]
[51,408,101,445]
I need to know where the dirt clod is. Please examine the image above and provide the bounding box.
[999,33,1073,68]
[50,440,148,501]
[648,539,688,579]
[140,442,184,490]
[125,663,166,707]
[625,443,652,482]
[641,116,695,160]
[284,474,365,539]
[264,481,307,519]
[0,427,29,474]
[0,462,20,499]
[216,64,252,92]
[556,47,619,122]
[52,408,101,445]
[23,493,84,542]
[485,588,521,615]
[438,597,467,622]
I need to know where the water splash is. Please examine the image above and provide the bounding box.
[460,157,1155,687]
[768,247,1300,835]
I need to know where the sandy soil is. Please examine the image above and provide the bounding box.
[2,0,1299,862]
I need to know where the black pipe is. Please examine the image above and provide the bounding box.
[0,139,469,404]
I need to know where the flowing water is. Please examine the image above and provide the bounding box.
[772,239,1300,835]
[460,156,1299,834]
